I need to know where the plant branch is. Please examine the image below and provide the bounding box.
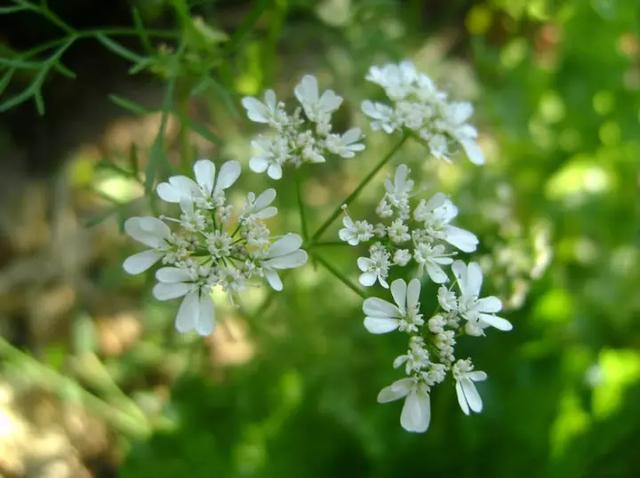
[311,253,367,299]
[310,133,409,242]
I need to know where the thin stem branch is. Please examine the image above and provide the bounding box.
[295,169,309,241]
[311,253,367,299]
[310,133,409,242]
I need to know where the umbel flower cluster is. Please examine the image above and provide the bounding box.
[123,159,307,335]
[242,74,365,179]
[339,163,479,289]
[341,164,512,432]
[362,61,484,165]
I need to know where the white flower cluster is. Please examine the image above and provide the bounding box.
[242,75,365,179]
[339,163,479,289]
[364,261,512,433]
[361,61,484,165]
[122,159,308,335]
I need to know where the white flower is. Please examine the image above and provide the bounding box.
[451,260,513,331]
[362,278,422,334]
[324,128,365,158]
[413,242,453,283]
[153,267,215,336]
[249,136,288,180]
[393,249,412,266]
[362,60,484,165]
[157,159,241,206]
[241,90,286,127]
[377,378,431,433]
[294,74,343,125]
[262,233,308,291]
[123,217,172,274]
[123,159,307,336]
[414,192,478,253]
[387,219,410,244]
[361,100,398,133]
[338,214,374,246]
[244,75,364,179]
[243,188,277,219]
[452,359,487,415]
[357,243,391,288]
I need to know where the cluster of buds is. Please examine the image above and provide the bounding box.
[242,75,365,179]
[123,159,307,335]
[362,61,484,165]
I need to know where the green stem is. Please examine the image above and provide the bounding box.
[310,133,409,242]
[308,240,349,248]
[295,169,309,241]
[311,253,367,299]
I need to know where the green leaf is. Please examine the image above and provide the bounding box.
[95,33,147,65]
[109,94,153,115]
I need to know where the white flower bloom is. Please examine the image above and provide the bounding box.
[338,214,374,246]
[451,260,513,332]
[362,278,423,334]
[243,188,277,219]
[393,249,412,266]
[249,136,288,180]
[362,60,484,165]
[294,74,343,125]
[123,159,307,336]
[153,267,215,336]
[241,89,287,127]
[413,242,453,283]
[324,128,365,158]
[377,377,431,433]
[357,243,391,288]
[262,233,308,291]
[157,159,241,207]
[244,75,363,179]
[453,359,487,415]
[414,192,478,253]
[123,217,172,274]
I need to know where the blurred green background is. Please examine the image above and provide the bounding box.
[0,0,639,477]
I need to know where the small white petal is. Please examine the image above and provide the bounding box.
[478,313,513,331]
[390,279,407,310]
[456,381,470,415]
[364,317,399,334]
[153,282,190,301]
[468,371,488,382]
[406,279,421,310]
[426,262,449,284]
[377,378,413,403]
[460,138,485,165]
[268,234,303,258]
[477,296,502,313]
[400,390,430,433]
[359,272,377,287]
[461,377,483,413]
[362,297,401,318]
[214,160,241,193]
[175,291,198,333]
[267,163,283,180]
[250,157,269,173]
[242,96,270,123]
[193,159,215,196]
[123,250,161,274]
[444,225,479,253]
[196,293,215,336]
[156,267,192,283]
[264,269,283,291]
[263,250,308,269]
